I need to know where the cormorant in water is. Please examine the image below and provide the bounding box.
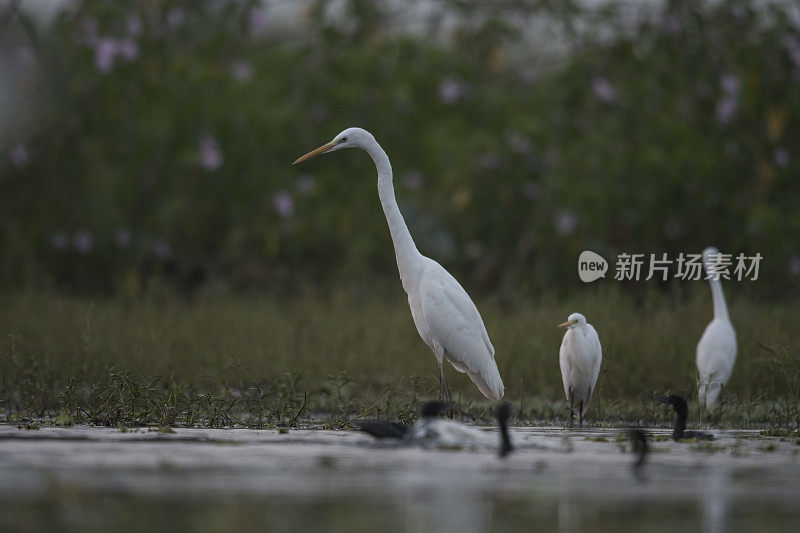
[660,395,714,441]
[360,401,514,457]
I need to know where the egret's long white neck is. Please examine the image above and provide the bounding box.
[363,138,421,290]
[708,277,729,320]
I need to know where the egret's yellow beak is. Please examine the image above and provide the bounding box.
[558,321,570,328]
[293,140,338,164]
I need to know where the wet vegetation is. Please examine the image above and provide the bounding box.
[2,288,798,429]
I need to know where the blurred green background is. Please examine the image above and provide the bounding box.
[1,0,798,298]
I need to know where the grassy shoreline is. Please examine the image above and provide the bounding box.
[1,289,798,428]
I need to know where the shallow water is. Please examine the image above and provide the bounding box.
[1,424,798,532]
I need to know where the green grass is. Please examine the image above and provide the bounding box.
[1,287,798,429]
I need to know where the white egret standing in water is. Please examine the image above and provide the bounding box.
[558,312,602,427]
[696,247,737,414]
[294,128,504,403]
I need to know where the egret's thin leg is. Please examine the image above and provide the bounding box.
[436,363,446,402]
[579,400,584,428]
[568,391,575,428]
[439,364,454,419]
[699,397,704,430]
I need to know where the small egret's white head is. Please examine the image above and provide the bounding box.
[293,127,375,164]
[702,246,721,277]
[702,246,719,258]
[558,312,587,329]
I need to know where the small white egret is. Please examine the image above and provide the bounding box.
[696,247,737,412]
[294,128,504,403]
[558,312,602,427]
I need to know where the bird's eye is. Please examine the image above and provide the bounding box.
[340,137,347,143]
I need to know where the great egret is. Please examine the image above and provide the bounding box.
[558,312,602,427]
[696,247,737,412]
[294,128,504,403]
[660,395,714,441]
[359,401,513,457]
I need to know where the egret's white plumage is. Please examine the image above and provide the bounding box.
[558,312,602,426]
[294,128,504,401]
[696,247,737,409]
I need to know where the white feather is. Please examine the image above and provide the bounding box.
[696,247,737,408]
[296,127,504,401]
[559,313,602,418]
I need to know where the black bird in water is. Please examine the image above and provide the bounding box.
[660,394,714,441]
[496,402,514,458]
[360,401,515,458]
[628,428,649,474]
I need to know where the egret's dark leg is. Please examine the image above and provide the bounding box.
[579,400,584,428]
[437,363,446,402]
[568,390,575,428]
[437,362,454,419]
[699,402,703,430]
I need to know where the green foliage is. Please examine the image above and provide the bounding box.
[1,289,798,427]
[0,0,797,295]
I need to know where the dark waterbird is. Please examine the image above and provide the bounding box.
[660,395,714,441]
[628,428,649,474]
[360,401,514,457]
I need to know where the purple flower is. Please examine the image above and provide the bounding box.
[50,231,69,251]
[118,39,139,61]
[296,175,315,195]
[78,18,99,46]
[438,78,463,105]
[790,254,800,276]
[198,135,223,171]
[273,191,294,218]
[553,209,578,236]
[522,181,541,200]
[166,8,186,29]
[519,68,538,86]
[716,74,740,124]
[783,34,800,68]
[13,46,35,67]
[248,8,269,36]
[720,74,739,96]
[126,14,143,36]
[592,77,617,103]
[73,230,94,254]
[774,147,790,168]
[480,153,501,170]
[732,3,748,21]
[9,143,28,168]
[402,171,422,191]
[229,60,254,81]
[115,228,131,249]
[663,15,681,33]
[716,96,737,124]
[153,239,171,259]
[504,129,531,154]
[94,38,117,74]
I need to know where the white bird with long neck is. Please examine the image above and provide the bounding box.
[293,128,504,403]
[558,312,602,427]
[696,247,737,411]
